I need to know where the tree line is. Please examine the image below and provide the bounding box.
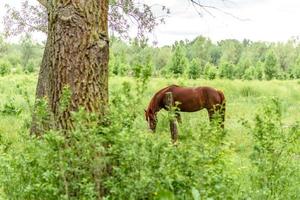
[1,34,300,81]
[110,36,300,80]
[0,34,43,75]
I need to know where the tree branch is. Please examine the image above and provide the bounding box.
[190,0,250,21]
[37,0,48,9]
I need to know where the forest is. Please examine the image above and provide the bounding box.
[2,34,300,80]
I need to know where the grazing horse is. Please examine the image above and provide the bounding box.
[144,85,226,132]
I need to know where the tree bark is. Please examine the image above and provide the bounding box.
[31,0,109,133]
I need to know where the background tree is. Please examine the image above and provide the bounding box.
[169,42,187,77]
[188,58,201,79]
[204,63,217,80]
[153,46,172,76]
[186,36,212,66]
[264,50,278,80]
[0,35,8,57]
[20,34,35,73]
[218,39,242,65]
[219,61,234,79]
[291,55,300,78]
[255,61,264,80]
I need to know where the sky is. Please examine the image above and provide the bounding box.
[1,0,300,46]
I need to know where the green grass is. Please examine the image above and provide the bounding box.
[1,74,300,156]
[1,74,300,199]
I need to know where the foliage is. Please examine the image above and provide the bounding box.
[204,63,217,80]
[0,75,300,199]
[20,34,37,73]
[0,35,8,57]
[1,98,22,115]
[188,58,201,79]
[264,51,278,80]
[219,61,234,79]
[4,0,168,40]
[169,42,187,77]
[0,59,12,76]
[243,98,300,199]
[2,34,300,80]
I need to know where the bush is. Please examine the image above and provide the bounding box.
[0,98,22,115]
[243,98,300,199]
[24,59,36,73]
[105,119,234,199]
[204,63,217,80]
[0,121,107,200]
[6,55,21,67]
[0,59,12,76]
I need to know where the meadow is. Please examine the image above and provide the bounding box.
[0,74,300,199]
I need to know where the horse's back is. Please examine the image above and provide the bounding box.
[198,86,225,108]
[166,85,224,111]
[166,86,203,112]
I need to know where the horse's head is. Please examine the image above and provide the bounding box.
[144,108,157,132]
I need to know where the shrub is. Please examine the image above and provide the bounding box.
[24,59,36,73]
[0,98,22,115]
[204,63,217,80]
[243,98,300,199]
[105,120,234,199]
[0,59,12,76]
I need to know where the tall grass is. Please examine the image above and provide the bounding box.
[0,74,299,199]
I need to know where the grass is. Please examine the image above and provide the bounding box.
[2,74,300,149]
[0,74,300,199]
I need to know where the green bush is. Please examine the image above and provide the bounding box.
[0,59,12,76]
[243,98,300,199]
[0,121,107,200]
[6,55,21,67]
[24,59,37,73]
[1,99,22,115]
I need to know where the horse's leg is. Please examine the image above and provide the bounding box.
[209,105,225,129]
[176,113,182,123]
[207,109,214,122]
[220,103,226,129]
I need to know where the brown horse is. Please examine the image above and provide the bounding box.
[145,85,226,132]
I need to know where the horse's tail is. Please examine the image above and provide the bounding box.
[217,90,226,128]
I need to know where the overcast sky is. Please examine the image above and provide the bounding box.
[1,0,300,46]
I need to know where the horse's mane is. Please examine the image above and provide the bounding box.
[147,84,179,113]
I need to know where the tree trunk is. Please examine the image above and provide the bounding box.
[31,0,109,133]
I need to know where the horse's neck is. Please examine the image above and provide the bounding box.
[151,85,174,114]
[151,93,164,114]
[151,98,161,114]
